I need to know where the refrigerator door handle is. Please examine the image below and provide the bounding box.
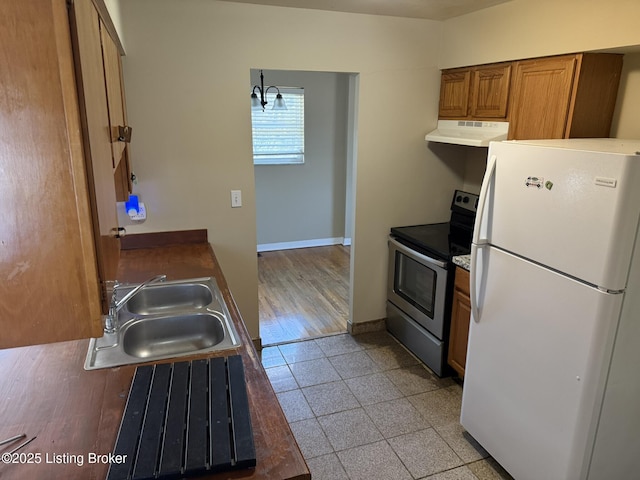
[470,243,482,323]
[473,154,497,245]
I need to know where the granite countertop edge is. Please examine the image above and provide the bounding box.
[452,254,471,271]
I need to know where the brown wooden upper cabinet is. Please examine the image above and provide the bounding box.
[100,18,133,202]
[439,68,471,118]
[70,0,121,292]
[439,62,512,120]
[0,0,127,349]
[508,53,623,140]
[101,23,127,169]
[437,53,622,140]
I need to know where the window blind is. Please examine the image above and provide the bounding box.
[252,87,304,165]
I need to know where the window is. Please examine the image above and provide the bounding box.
[252,87,304,165]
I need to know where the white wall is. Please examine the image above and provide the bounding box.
[611,52,640,140]
[253,70,350,248]
[440,0,640,68]
[118,0,459,339]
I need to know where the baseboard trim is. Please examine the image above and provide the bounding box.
[257,237,345,252]
[347,318,387,335]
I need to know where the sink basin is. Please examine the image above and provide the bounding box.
[84,277,241,370]
[125,282,213,315]
[122,313,224,358]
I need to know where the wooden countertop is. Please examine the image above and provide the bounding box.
[0,242,309,480]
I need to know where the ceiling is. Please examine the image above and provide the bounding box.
[217,0,512,21]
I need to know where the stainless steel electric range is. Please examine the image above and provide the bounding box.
[387,190,478,376]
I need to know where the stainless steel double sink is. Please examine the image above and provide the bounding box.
[84,277,241,370]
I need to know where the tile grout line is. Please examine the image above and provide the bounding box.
[263,333,503,479]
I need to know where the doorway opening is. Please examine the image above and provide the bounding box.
[258,245,350,345]
[251,69,358,346]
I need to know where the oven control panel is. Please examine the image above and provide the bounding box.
[452,190,479,214]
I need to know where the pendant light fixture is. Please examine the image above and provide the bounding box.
[251,70,287,111]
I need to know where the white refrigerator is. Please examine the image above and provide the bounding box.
[461,139,640,480]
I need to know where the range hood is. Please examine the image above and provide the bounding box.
[425,120,509,147]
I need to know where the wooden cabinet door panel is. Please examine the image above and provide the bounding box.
[0,0,102,347]
[470,63,511,118]
[69,0,120,300]
[439,69,471,118]
[449,288,471,377]
[508,56,577,140]
[567,53,623,138]
[448,268,471,377]
[100,21,126,168]
[114,149,133,202]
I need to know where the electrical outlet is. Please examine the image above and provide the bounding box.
[231,190,242,208]
[129,202,147,221]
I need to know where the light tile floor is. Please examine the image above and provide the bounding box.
[261,331,515,480]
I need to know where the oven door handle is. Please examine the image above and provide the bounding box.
[389,238,448,269]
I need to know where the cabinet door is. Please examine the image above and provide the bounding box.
[0,0,102,347]
[448,268,471,377]
[508,55,577,140]
[114,149,133,202]
[69,0,120,302]
[470,63,511,119]
[100,22,126,169]
[439,69,471,118]
[101,22,132,201]
[567,53,623,138]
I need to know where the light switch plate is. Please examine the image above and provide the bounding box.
[231,190,242,208]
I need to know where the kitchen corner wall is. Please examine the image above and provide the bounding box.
[117,0,459,339]
[461,148,488,194]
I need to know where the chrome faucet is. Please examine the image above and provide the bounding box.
[103,274,167,334]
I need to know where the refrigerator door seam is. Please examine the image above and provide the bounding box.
[493,244,625,294]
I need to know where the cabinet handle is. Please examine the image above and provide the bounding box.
[110,227,126,238]
[117,125,132,143]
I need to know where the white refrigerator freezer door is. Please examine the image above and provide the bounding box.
[461,246,623,480]
[480,140,640,291]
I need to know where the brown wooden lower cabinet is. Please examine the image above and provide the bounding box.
[448,267,471,377]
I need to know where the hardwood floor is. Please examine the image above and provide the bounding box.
[258,245,350,346]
